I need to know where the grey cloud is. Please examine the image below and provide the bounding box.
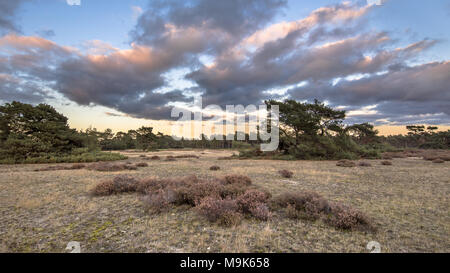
[188,33,435,107]
[131,0,286,47]
[0,34,193,120]
[0,74,52,103]
[289,61,450,107]
[105,112,123,117]
[0,0,28,34]
[36,29,56,38]
[289,61,450,125]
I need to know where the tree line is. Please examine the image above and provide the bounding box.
[0,101,448,163]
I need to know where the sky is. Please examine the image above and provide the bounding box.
[0,0,449,135]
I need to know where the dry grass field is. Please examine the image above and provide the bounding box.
[0,149,448,253]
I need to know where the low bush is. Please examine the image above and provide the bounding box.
[136,178,165,194]
[89,180,116,196]
[178,181,223,205]
[141,189,178,213]
[336,160,356,167]
[218,211,244,227]
[220,184,248,199]
[87,162,126,172]
[210,166,220,171]
[358,161,372,167]
[197,197,242,226]
[1,151,127,165]
[124,164,138,170]
[217,156,234,160]
[87,162,146,171]
[135,174,265,225]
[221,175,252,186]
[90,175,139,196]
[71,163,86,169]
[324,203,376,232]
[136,162,149,167]
[34,163,86,172]
[248,203,272,221]
[432,159,445,164]
[236,189,271,214]
[382,152,403,159]
[112,175,140,192]
[275,191,330,221]
[276,191,375,231]
[278,170,293,178]
[150,156,161,160]
[381,161,393,166]
[173,155,200,159]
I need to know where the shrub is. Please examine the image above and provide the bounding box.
[89,180,116,196]
[139,155,147,158]
[87,162,126,172]
[285,204,300,219]
[275,191,330,220]
[336,160,356,167]
[89,175,139,196]
[325,203,375,232]
[124,164,138,170]
[137,176,199,195]
[220,184,248,199]
[210,166,220,171]
[174,155,200,159]
[178,181,223,205]
[248,203,272,221]
[136,178,165,194]
[218,156,234,160]
[276,191,375,231]
[136,162,149,167]
[432,159,445,164]
[34,163,87,172]
[421,151,450,161]
[71,163,86,169]
[236,189,271,214]
[221,175,252,186]
[382,152,406,159]
[278,170,293,178]
[111,175,140,193]
[358,161,372,167]
[2,151,127,165]
[218,211,243,227]
[150,156,161,160]
[381,161,393,166]
[141,190,170,213]
[197,197,242,227]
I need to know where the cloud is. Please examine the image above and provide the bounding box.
[0,73,52,103]
[105,112,124,117]
[0,0,28,35]
[131,0,287,54]
[131,6,143,20]
[35,29,56,38]
[288,61,450,125]
[66,0,81,6]
[0,1,449,125]
[186,4,394,106]
[0,34,193,120]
